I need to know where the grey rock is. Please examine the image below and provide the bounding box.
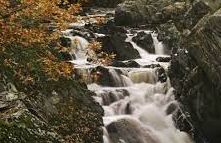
[107,118,160,143]
[115,0,173,26]
[156,57,171,62]
[98,33,141,60]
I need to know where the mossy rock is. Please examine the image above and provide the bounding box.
[0,80,104,143]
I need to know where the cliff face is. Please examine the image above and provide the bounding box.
[169,8,221,143]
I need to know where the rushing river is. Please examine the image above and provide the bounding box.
[63,21,194,143]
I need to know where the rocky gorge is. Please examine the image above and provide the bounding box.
[1,0,221,143]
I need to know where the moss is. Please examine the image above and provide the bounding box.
[0,110,61,143]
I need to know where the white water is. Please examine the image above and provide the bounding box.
[151,33,165,55]
[66,28,193,143]
[126,30,167,58]
[126,33,150,59]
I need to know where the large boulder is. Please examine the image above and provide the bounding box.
[115,0,154,26]
[91,66,127,87]
[107,118,160,143]
[115,0,173,26]
[169,8,221,143]
[98,33,141,60]
[91,66,115,86]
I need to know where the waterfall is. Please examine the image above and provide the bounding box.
[71,36,89,60]
[128,68,157,84]
[61,30,90,65]
[69,29,193,143]
[70,36,89,65]
[126,33,150,59]
[151,33,165,55]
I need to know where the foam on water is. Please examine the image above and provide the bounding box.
[67,29,193,143]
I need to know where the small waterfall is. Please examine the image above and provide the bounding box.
[71,36,89,60]
[151,33,165,55]
[126,30,167,61]
[128,68,157,84]
[70,36,89,65]
[126,33,150,59]
[61,33,90,65]
[108,69,133,87]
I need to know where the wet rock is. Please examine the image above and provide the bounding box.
[112,61,127,67]
[156,67,167,83]
[166,102,178,115]
[91,66,126,87]
[85,19,127,35]
[156,57,171,62]
[112,60,140,68]
[101,92,118,105]
[107,118,159,143]
[132,31,155,53]
[101,89,129,105]
[124,61,140,68]
[91,66,113,86]
[143,64,161,68]
[70,28,95,40]
[60,36,72,47]
[125,102,132,114]
[98,33,140,60]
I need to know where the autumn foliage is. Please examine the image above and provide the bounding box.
[0,0,83,87]
[87,41,115,65]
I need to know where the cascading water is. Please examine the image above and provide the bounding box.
[62,30,90,65]
[66,27,194,143]
[151,33,165,55]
